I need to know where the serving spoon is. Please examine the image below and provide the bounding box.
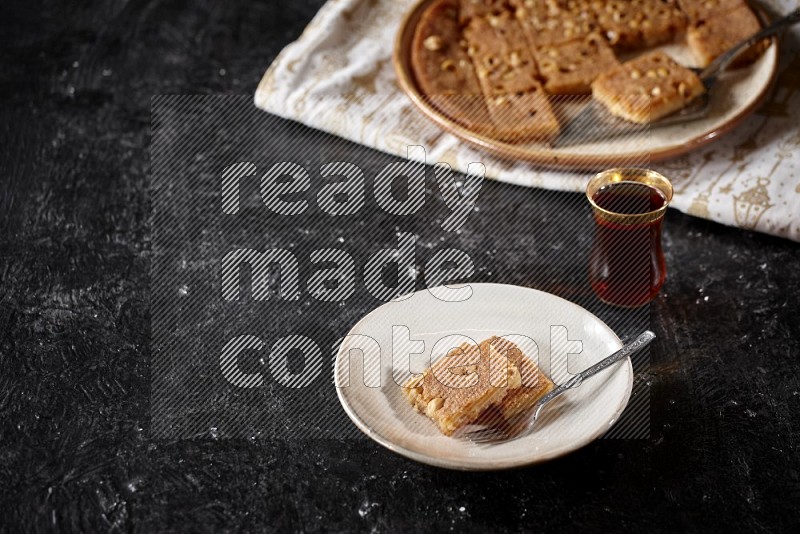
[553,7,800,147]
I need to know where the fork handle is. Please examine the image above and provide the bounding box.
[578,330,655,380]
[536,331,656,408]
[701,7,800,81]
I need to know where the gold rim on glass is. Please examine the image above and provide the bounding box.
[586,168,674,225]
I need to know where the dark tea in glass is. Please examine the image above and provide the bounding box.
[586,169,673,307]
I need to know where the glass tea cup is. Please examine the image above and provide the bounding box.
[586,168,673,308]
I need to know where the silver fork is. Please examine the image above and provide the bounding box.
[462,330,656,444]
[553,7,800,147]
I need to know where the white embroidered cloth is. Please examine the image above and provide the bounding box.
[255,0,800,241]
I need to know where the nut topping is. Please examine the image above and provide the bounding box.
[424,35,443,51]
[426,397,444,416]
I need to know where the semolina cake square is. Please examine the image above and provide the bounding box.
[485,84,562,142]
[509,0,564,19]
[513,0,600,46]
[676,0,746,22]
[533,32,620,94]
[484,337,555,421]
[401,341,522,436]
[594,0,687,49]
[464,12,540,96]
[411,0,493,132]
[686,3,765,67]
[512,0,595,20]
[637,0,688,46]
[459,0,513,25]
[591,50,706,123]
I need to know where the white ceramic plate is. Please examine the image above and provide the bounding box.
[335,283,632,470]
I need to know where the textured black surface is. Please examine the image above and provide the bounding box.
[1,0,799,532]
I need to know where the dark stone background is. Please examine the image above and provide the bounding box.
[1,0,798,531]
